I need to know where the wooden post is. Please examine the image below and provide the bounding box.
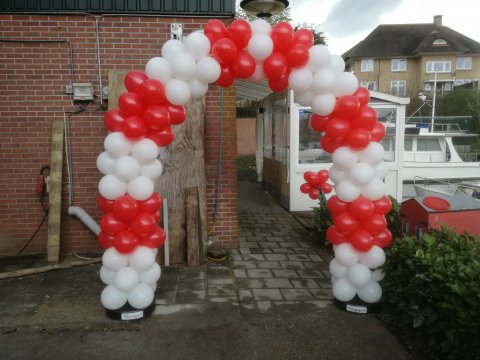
[186,187,203,266]
[47,119,64,264]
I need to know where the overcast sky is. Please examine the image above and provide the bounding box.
[238,0,480,55]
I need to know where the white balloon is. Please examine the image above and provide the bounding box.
[189,77,209,98]
[104,132,132,159]
[165,78,191,105]
[140,263,161,284]
[357,281,382,303]
[371,269,385,282]
[362,178,386,200]
[96,151,116,175]
[311,93,336,116]
[346,263,372,288]
[99,174,127,200]
[103,247,129,272]
[145,57,172,84]
[114,267,140,292]
[184,31,211,60]
[335,179,360,202]
[334,243,360,267]
[131,138,159,164]
[247,34,273,61]
[294,89,314,107]
[373,161,389,180]
[331,276,339,285]
[288,68,313,93]
[360,246,386,269]
[358,142,385,165]
[332,72,359,97]
[161,39,184,63]
[128,283,154,309]
[332,278,356,302]
[328,54,346,74]
[332,146,358,170]
[328,165,348,184]
[308,45,331,72]
[101,284,127,310]
[140,159,163,179]
[196,56,221,83]
[129,246,156,272]
[329,259,347,279]
[250,19,271,34]
[100,266,116,285]
[114,156,140,182]
[171,52,197,81]
[127,176,154,201]
[349,162,374,185]
[312,68,336,94]
[148,282,158,292]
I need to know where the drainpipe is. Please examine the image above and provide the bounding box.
[68,206,101,236]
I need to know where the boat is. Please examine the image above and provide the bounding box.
[413,176,480,200]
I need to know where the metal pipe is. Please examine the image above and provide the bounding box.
[68,206,100,236]
[94,16,104,107]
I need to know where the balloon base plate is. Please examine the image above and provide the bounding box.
[105,300,156,321]
[333,296,380,314]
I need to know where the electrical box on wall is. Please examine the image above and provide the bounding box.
[73,83,94,100]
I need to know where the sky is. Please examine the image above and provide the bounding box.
[238,0,480,55]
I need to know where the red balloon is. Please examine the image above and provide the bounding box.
[320,135,344,154]
[325,117,351,140]
[122,115,147,140]
[231,51,256,79]
[114,230,138,254]
[354,87,371,107]
[286,43,309,68]
[130,213,157,238]
[322,183,333,194]
[144,105,170,131]
[300,183,312,194]
[113,195,139,222]
[335,95,361,119]
[204,19,227,45]
[361,214,387,235]
[153,210,161,224]
[118,92,145,117]
[311,114,331,132]
[140,226,166,248]
[293,29,314,48]
[124,70,148,93]
[326,225,348,245]
[166,103,186,125]
[104,109,125,132]
[138,193,163,214]
[309,187,320,200]
[333,212,360,235]
[216,65,235,87]
[263,52,288,80]
[347,128,371,150]
[100,213,128,236]
[351,106,377,130]
[138,78,165,106]
[97,195,114,213]
[350,229,374,252]
[304,171,318,186]
[373,196,392,215]
[268,72,289,93]
[98,231,115,249]
[370,122,386,142]
[317,169,329,183]
[327,196,348,215]
[212,37,238,65]
[348,196,375,220]
[270,22,294,53]
[373,228,393,248]
[147,126,174,147]
[227,19,252,50]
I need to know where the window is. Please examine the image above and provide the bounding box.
[391,80,406,96]
[361,58,374,72]
[360,81,376,91]
[404,138,413,151]
[433,39,448,46]
[424,83,432,91]
[426,61,451,73]
[455,79,472,86]
[417,139,441,151]
[298,110,331,164]
[391,59,407,72]
[444,82,452,91]
[456,57,472,70]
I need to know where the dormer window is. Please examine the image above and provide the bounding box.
[433,38,448,46]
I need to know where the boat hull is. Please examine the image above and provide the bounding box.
[403,162,480,181]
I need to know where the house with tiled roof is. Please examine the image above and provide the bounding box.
[343,15,480,102]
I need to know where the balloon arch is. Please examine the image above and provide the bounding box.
[96,18,392,316]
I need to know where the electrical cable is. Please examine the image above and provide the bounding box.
[16,195,49,257]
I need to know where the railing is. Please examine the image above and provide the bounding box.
[413,176,457,190]
[460,152,480,162]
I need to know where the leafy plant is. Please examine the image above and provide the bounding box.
[312,192,332,245]
[383,226,480,359]
[385,195,402,239]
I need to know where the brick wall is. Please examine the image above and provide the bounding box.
[0,14,238,257]
[236,117,256,156]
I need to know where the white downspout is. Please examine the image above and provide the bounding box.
[68,206,100,235]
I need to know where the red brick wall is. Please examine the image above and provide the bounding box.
[236,117,256,156]
[0,14,237,256]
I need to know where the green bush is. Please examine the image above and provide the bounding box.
[312,193,332,245]
[383,226,480,359]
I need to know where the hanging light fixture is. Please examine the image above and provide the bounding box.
[240,0,289,18]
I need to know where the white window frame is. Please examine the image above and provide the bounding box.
[433,39,448,46]
[360,81,376,91]
[426,61,451,73]
[456,57,472,70]
[361,58,374,72]
[391,80,406,97]
[391,59,407,72]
